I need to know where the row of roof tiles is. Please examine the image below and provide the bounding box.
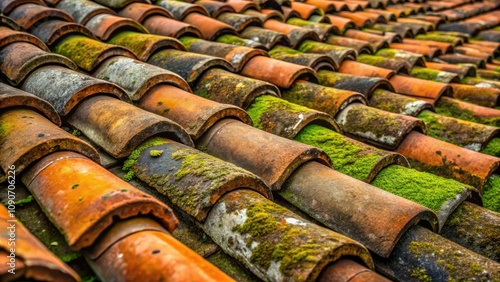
[1,0,500,281]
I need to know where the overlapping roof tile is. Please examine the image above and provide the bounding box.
[2,0,500,280]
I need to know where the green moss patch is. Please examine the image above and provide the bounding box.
[122,137,170,181]
[216,34,252,46]
[411,267,432,282]
[482,175,500,213]
[246,95,311,130]
[435,99,500,127]
[179,36,202,50]
[371,165,471,212]
[480,138,500,157]
[234,200,323,276]
[293,124,380,181]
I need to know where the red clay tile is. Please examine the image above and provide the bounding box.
[147,49,234,85]
[7,3,73,30]
[84,14,149,41]
[437,53,487,68]
[336,103,426,150]
[184,13,237,40]
[240,26,291,49]
[56,0,116,25]
[425,62,476,79]
[375,48,425,67]
[403,38,453,54]
[438,96,500,126]
[389,74,451,102]
[317,70,394,97]
[0,205,80,282]
[0,26,49,52]
[450,84,500,108]
[31,20,97,47]
[263,19,320,47]
[107,31,185,61]
[268,45,338,71]
[0,108,99,174]
[194,68,280,109]
[344,29,390,51]
[87,218,234,281]
[373,23,415,39]
[304,0,339,13]
[290,1,325,18]
[51,35,137,71]
[216,13,262,33]
[412,14,445,26]
[369,89,434,116]
[118,2,173,23]
[156,0,209,20]
[204,189,374,280]
[182,37,267,72]
[355,11,387,24]
[337,11,373,28]
[0,82,61,125]
[0,42,77,85]
[357,54,411,74]
[339,60,394,79]
[226,0,260,13]
[197,0,236,18]
[143,15,203,39]
[22,151,179,250]
[286,18,339,40]
[365,8,397,21]
[396,131,499,191]
[324,15,356,32]
[93,0,146,9]
[240,55,317,88]
[93,56,190,100]
[21,65,130,115]
[249,9,285,22]
[319,259,390,281]
[198,119,331,189]
[67,95,193,158]
[282,161,438,257]
[410,67,461,84]
[140,84,252,139]
[283,80,366,117]
[463,43,499,57]
[389,43,442,60]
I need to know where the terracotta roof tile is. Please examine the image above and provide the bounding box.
[7,3,74,30]
[31,20,97,46]
[156,0,209,20]
[118,2,173,23]
[143,15,203,38]
[56,0,116,25]
[318,69,394,96]
[197,0,236,18]
[217,12,263,33]
[239,26,291,49]
[0,25,50,52]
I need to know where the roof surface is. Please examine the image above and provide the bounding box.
[0,0,500,281]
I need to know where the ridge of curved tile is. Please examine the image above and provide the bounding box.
[193,68,281,109]
[246,9,285,22]
[119,2,173,23]
[369,89,434,117]
[282,161,439,257]
[156,0,210,20]
[147,49,234,86]
[197,0,236,18]
[197,119,332,190]
[86,218,234,281]
[139,84,253,139]
[93,0,147,9]
[240,26,292,49]
[226,0,260,13]
[8,3,73,30]
[357,54,411,74]
[403,38,453,54]
[217,12,262,33]
[204,189,374,281]
[21,65,131,116]
[389,43,442,60]
[131,139,271,220]
[0,42,77,85]
[396,131,500,192]
[0,108,100,176]
[318,259,390,282]
[143,15,203,39]
[338,60,394,79]
[425,62,476,79]
[268,45,338,71]
[247,94,341,137]
[21,151,178,250]
[93,56,191,100]
[409,67,461,84]
[181,37,267,72]
[324,35,373,55]
[436,97,500,127]
[0,15,20,30]
[67,95,193,158]
[240,55,317,88]
[0,82,61,125]
[85,13,149,41]
[450,83,500,108]
[0,205,80,282]
[56,0,116,25]
[326,15,356,32]
[437,53,486,68]
[317,70,394,98]
[52,35,137,71]
[263,19,320,48]
[336,103,427,150]
[375,48,426,68]
[183,13,237,41]
[0,26,49,51]
[286,17,340,41]
[31,20,97,48]
[108,31,186,61]
[298,40,357,66]
[0,0,46,14]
